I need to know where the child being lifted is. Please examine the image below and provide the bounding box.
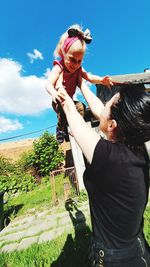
[45,24,113,143]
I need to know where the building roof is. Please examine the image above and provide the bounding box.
[110,71,150,84]
[96,71,150,103]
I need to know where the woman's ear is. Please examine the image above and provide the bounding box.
[108,119,117,132]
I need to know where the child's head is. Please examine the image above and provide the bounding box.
[54,24,92,73]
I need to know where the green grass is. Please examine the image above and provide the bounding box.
[144,206,150,244]
[0,222,91,267]
[4,183,52,219]
[4,174,76,220]
[1,180,149,267]
[0,205,150,267]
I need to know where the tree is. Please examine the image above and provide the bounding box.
[26,131,64,177]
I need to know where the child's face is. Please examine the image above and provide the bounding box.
[63,44,84,73]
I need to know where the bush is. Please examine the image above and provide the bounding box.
[0,132,64,195]
[0,155,37,194]
[0,155,14,175]
[0,172,36,194]
[25,131,64,177]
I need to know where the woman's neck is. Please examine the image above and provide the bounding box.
[106,132,118,143]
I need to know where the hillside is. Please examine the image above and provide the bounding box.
[1,138,149,164]
[0,138,70,162]
[0,139,36,161]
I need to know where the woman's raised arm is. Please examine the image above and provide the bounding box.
[58,88,100,164]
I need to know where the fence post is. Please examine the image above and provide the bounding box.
[50,172,57,205]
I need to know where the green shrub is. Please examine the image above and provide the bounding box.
[0,155,14,175]
[0,172,36,194]
[0,152,37,194]
[24,131,64,177]
[0,132,64,195]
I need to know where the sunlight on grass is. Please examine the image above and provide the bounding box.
[5,174,77,219]
[6,182,52,218]
[1,179,149,267]
[0,226,91,267]
[144,206,150,244]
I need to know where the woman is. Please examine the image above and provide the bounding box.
[58,81,150,267]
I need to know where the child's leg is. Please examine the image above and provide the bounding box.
[52,101,67,129]
[52,101,68,143]
[66,101,86,138]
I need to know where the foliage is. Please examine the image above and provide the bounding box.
[0,132,64,195]
[24,131,64,177]
[0,154,36,194]
[0,172,36,194]
[6,182,52,218]
[4,173,66,218]
[144,206,150,244]
[16,151,32,172]
[0,155,14,175]
[77,190,88,203]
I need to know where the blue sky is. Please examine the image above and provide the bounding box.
[0,0,150,143]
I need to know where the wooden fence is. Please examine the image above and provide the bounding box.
[50,167,79,205]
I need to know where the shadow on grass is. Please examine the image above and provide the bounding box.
[51,198,91,267]
[4,204,24,226]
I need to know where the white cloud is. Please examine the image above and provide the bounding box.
[0,57,86,134]
[27,49,44,63]
[44,68,51,78]
[0,58,51,115]
[0,116,23,133]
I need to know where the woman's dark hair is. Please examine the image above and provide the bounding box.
[111,84,150,146]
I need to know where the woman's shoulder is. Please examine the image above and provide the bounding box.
[92,138,111,160]
[94,139,127,158]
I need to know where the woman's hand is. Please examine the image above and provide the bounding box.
[51,89,62,103]
[57,87,75,114]
[57,87,100,164]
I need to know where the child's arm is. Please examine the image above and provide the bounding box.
[81,67,113,87]
[45,65,62,103]
[79,78,104,120]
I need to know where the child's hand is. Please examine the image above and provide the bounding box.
[101,76,113,88]
[101,76,125,88]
